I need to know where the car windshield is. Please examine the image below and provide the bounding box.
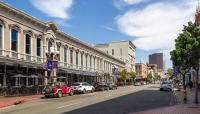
[72,83,81,86]
[162,82,171,85]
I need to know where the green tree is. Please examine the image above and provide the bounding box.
[147,73,153,79]
[129,72,136,80]
[170,22,200,103]
[129,72,136,84]
[155,74,161,80]
[119,70,128,84]
[167,69,174,79]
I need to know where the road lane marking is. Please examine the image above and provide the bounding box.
[56,103,79,109]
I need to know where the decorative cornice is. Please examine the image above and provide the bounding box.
[23,30,34,37]
[69,47,74,51]
[9,24,21,31]
[64,44,68,48]
[0,18,6,28]
[56,42,62,46]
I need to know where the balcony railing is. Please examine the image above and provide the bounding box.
[11,51,18,59]
[25,54,31,61]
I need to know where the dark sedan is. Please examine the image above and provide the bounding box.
[93,82,109,91]
[107,82,117,90]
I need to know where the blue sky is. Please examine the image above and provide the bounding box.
[2,0,197,69]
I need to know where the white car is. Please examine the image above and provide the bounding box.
[71,82,95,94]
[160,81,173,91]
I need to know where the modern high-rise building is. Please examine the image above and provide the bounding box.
[149,53,164,71]
[95,41,136,72]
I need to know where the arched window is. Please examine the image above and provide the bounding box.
[11,28,18,52]
[85,54,88,69]
[25,33,31,54]
[90,56,92,69]
[48,40,53,53]
[76,51,78,65]
[36,38,41,56]
[81,53,83,67]
[0,19,5,52]
[64,47,67,62]
[57,45,60,61]
[0,24,2,50]
[70,49,73,64]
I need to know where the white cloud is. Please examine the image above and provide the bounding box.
[123,0,145,5]
[30,0,73,20]
[101,25,115,31]
[113,0,148,9]
[116,1,196,51]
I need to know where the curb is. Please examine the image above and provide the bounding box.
[0,95,43,109]
[0,99,26,109]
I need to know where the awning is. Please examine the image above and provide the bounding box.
[0,56,45,69]
[58,67,97,76]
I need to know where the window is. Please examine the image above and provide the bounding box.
[70,50,73,64]
[85,55,88,68]
[36,38,41,56]
[48,41,52,53]
[11,29,18,51]
[57,45,60,61]
[81,53,83,66]
[0,24,2,49]
[76,51,78,65]
[64,48,67,62]
[94,57,95,69]
[120,48,122,56]
[90,56,92,69]
[112,49,114,55]
[25,34,31,54]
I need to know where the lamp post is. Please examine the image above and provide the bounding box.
[45,46,60,84]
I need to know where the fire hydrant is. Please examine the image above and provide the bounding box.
[183,89,188,102]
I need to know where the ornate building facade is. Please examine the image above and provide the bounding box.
[0,1,125,95]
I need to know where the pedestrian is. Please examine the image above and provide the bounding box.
[188,80,193,89]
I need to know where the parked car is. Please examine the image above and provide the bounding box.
[134,82,141,86]
[93,82,109,91]
[71,82,95,94]
[107,82,117,90]
[43,83,74,98]
[160,81,173,91]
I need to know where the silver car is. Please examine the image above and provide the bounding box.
[160,81,173,91]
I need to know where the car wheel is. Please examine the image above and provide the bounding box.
[91,88,95,93]
[69,90,74,96]
[101,88,104,91]
[106,87,109,91]
[160,88,163,91]
[83,89,86,94]
[168,88,172,91]
[45,95,49,98]
[57,91,62,98]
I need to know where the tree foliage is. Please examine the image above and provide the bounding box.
[129,72,136,80]
[167,68,174,79]
[147,73,153,79]
[119,69,128,81]
[170,21,200,92]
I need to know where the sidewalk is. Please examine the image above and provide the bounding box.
[0,94,43,108]
[131,88,200,114]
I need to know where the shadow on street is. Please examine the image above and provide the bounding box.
[61,89,175,114]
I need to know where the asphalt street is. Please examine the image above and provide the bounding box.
[0,84,176,114]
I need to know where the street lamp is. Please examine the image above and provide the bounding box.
[45,46,60,84]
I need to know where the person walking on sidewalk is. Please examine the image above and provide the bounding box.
[188,80,193,90]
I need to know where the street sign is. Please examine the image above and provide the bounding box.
[47,61,52,71]
[174,66,180,77]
